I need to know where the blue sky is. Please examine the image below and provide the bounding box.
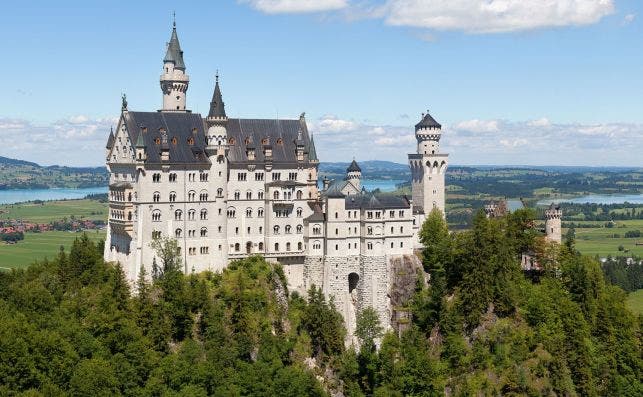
[0,0,641,166]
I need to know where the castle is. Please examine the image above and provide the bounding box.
[104,23,448,336]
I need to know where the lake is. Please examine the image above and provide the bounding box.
[538,194,643,205]
[0,187,107,205]
[362,179,405,192]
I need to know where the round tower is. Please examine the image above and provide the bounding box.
[408,110,449,216]
[160,19,189,112]
[345,159,361,191]
[545,203,562,244]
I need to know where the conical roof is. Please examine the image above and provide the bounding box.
[415,111,441,130]
[135,131,146,148]
[347,159,361,173]
[208,76,226,118]
[163,23,185,70]
[106,128,115,149]
[308,135,318,161]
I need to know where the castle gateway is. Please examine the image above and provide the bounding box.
[104,23,448,337]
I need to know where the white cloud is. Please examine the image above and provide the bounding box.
[241,0,348,14]
[313,115,359,133]
[527,118,551,128]
[380,0,615,33]
[0,116,117,166]
[453,119,499,133]
[623,13,636,24]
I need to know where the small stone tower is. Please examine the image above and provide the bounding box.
[346,159,362,191]
[545,203,562,243]
[408,111,449,215]
[160,19,189,112]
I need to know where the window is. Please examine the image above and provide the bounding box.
[391,242,394,248]
[200,247,209,254]
[258,191,264,199]
[199,192,208,201]
[152,231,161,239]
[175,209,182,220]
[188,191,196,201]
[289,172,297,181]
[391,226,394,234]
[235,243,240,252]
[217,188,223,197]
[235,227,239,235]
[274,243,279,252]
[296,225,302,234]
[246,191,252,200]
[285,225,292,234]
[200,209,208,220]
[296,208,303,217]
[390,211,395,218]
[258,208,264,218]
[188,230,195,237]
[335,244,339,251]
[153,192,160,202]
[274,191,280,200]
[273,225,280,235]
[200,227,207,237]
[255,172,264,181]
[399,210,404,217]
[247,227,251,234]
[175,229,182,238]
[258,242,264,251]
[169,192,176,202]
[298,242,302,250]
[400,242,404,248]
[400,226,404,233]
[313,226,321,235]
[286,242,291,251]
[367,242,373,250]
[335,212,338,219]
[188,210,195,220]
[234,191,240,200]
[335,228,339,235]
[272,173,281,181]
[367,211,373,219]
[296,190,303,200]
[200,173,208,182]
[313,241,321,249]
[375,212,381,219]
[237,172,247,181]
[218,226,222,233]
[367,227,373,235]
[152,173,161,183]
[152,210,161,222]
[169,173,177,182]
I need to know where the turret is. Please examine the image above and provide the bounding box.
[408,110,448,215]
[545,203,562,243]
[345,159,362,191]
[206,73,228,156]
[160,19,189,112]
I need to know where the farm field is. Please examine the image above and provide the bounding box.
[569,219,643,257]
[626,289,643,316]
[0,199,107,223]
[0,230,105,270]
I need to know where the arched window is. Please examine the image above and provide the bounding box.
[273,191,280,200]
[258,208,264,217]
[313,225,321,235]
[175,209,182,220]
[296,208,303,217]
[296,225,302,234]
[234,243,240,252]
[200,209,208,220]
[200,227,207,237]
[258,191,264,199]
[313,240,321,250]
[188,209,195,220]
[296,190,303,200]
[188,190,196,201]
[258,242,264,251]
[285,225,292,234]
[199,191,208,201]
[274,243,280,252]
[234,191,240,200]
[273,225,280,235]
[175,228,182,238]
[246,208,252,217]
[152,210,161,222]
[227,208,236,218]
[246,191,252,200]
[169,192,176,202]
[298,242,302,250]
[217,188,223,197]
[153,192,160,202]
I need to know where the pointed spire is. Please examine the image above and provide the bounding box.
[106,127,115,149]
[415,109,441,131]
[135,131,146,148]
[347,159,361,173]
[308,134,318,162]
[208,73,226,119]
[164,18,185,70]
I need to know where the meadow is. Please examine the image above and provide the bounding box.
[626,289,643,316]
[0,230,105,269]
[0,199,107,223]
[569,219,643,258]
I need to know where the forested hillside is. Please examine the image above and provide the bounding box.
[0,156,107,189]
[0,210,641,396]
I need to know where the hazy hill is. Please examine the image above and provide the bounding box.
[0,156,108,190]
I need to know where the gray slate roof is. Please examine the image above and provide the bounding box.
[347,159,361,172]
[225,118,315,167]
[308,135,318,162]
[124,112,209,164]
[415,112,441,130]
[345,193,411,210]
[164,24,185,70]
[106,129,115,149]
[208,78,226,119]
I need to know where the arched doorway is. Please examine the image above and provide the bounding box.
[348,272,359,294]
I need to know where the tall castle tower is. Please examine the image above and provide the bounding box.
[205,74,229,270]
[160,19,189,112]
[345,159,362,192]
[408,111,449,215]
[545,203,562,244]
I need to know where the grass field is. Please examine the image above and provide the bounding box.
[626,289,643,316]
[0,199,107,223]
[0,230,105,269]
[570,220,643,258]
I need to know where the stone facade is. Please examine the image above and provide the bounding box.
[103,23,449,341]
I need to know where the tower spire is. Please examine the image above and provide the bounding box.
[160,19,189,112]
[208,73,226,119]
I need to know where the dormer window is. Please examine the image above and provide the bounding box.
[229,138,235,145]
[262,138,269,145]
[245,137,250,145]
[171,137,177,145]
[276,138,283,145]
[155,137,161,145]
[187,137,194,145]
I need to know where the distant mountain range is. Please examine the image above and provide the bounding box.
[0,156,108,190]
